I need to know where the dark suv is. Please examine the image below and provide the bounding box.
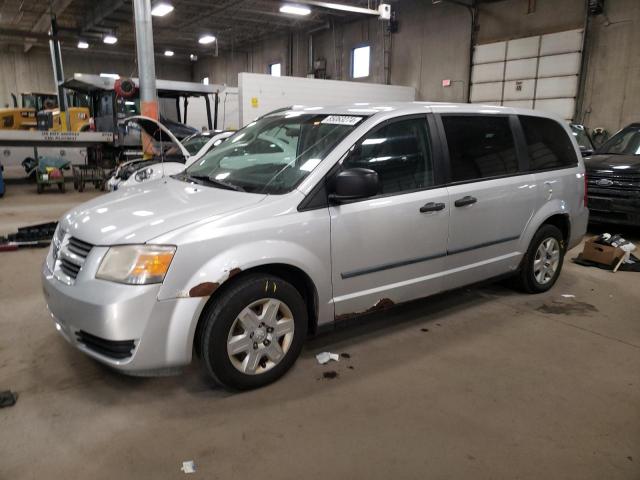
[585,123,640,226]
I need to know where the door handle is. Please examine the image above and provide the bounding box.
[419,202,446,213]
[454,195,477,207]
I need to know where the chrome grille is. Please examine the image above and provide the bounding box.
[59,258,81,278]
[53,233,94,283]
[67,237,93,257]
[587,172,640,191]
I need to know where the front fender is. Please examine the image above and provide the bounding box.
[157,238,332,358]
[159,240,329,302]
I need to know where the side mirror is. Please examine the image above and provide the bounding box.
[581,148,594,157]
[329,168,379,203]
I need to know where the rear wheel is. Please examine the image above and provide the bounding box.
[199,274,307,390]
[517,224,565,293]
[58,182,65,193]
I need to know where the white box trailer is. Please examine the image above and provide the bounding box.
[236,73,416,126]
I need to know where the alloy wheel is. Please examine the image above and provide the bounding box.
[533,237,560,285]
[226,298,295,375]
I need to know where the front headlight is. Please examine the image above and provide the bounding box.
[134,167,153,182]
[96,245,176,285]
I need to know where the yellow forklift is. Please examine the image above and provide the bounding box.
[0,92,90,132]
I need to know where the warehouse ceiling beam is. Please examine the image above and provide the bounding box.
[81,0,128,35]
[24,0,75,53]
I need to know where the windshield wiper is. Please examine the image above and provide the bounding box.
[184,174,245,192]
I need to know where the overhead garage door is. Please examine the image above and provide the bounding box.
[470,29,583,121]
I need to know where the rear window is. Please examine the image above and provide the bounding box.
[442,115,518,182]
[519,116,577,170]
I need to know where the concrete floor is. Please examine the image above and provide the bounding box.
[1,183,639,479]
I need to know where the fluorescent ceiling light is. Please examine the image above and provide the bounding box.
[100,73,120,79]
[164,50,174,56]
[103,35,118,45]
[198,34,216,45]
[151,2,174,16]
[280,4,311,15]
[77,41,89,49]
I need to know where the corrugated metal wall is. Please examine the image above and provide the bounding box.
[0,49,191,108]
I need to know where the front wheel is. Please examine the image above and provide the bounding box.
[517,224,565,293]
[199,274,308,390]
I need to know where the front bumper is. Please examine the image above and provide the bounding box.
[588,194,640,226]
[42,261,206,375]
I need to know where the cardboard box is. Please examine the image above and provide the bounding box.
[581,237,625,266]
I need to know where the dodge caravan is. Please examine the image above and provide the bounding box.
[42,102,588,390]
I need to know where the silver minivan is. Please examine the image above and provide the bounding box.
[42,102,588,390]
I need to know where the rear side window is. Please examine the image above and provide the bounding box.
[519,116,577,170]
[441,115,518,182]
[343,117,433,195]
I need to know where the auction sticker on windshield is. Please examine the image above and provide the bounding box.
[321,115,363,126]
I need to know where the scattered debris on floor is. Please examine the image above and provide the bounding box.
[574,233,639,272]
[0,390,18,408]
[561,294,576,298]
[316,352,340,365]
[347,366,355,370]
[180,460,196,474]
[420,328,429,332]
[322,371,339,379]
[0,221,57,251]
[340,352,351,359]
[537,301,598,316]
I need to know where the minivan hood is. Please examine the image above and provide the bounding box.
[60,177,266,245]
[585,154,640,173]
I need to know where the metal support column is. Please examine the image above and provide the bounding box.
[133,0,158,155]
[49,17,70,130]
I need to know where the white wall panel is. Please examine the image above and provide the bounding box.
[470,82,503,102]
[503,79,535,101]
[219,88,240,130]
[473,41,506,64]
[535,98,576,120]
[536,76,578,99]
[472,29,582,122]
[540,29,583,56]
[504,58,538,80]
[238,73,415,126]
[538,52,581,77]
[506,36,540,60]
[471,62,504,84]
[503,100,534,109]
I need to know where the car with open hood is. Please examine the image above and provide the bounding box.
[106,116,233,191]
[42,102,587,390]
[584,123,640,226]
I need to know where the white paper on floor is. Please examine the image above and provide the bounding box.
[181,461,196,474]
[316,352,340,365]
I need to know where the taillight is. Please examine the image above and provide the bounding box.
[89,117,95,131]
[584,174,588,207]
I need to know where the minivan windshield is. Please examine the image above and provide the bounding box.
[597,126,640,156]
[182,112,363,194]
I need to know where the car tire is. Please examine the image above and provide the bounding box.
[199,273,308,390]
[517,224,565,294]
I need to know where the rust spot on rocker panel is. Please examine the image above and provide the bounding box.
[228,267,242,279]
[189,282,220,297]
[334,298,395,322]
